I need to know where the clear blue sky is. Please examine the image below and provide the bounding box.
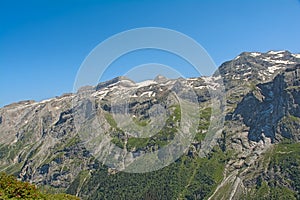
[1,0,300,107]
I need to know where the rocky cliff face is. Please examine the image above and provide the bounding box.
[0,50,300,199]
[209,56,300,199]
[233,65,300,142]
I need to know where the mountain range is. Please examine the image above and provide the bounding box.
[1,50,300,199]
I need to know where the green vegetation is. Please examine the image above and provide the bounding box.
[195,107,211,142]
[246,142,300,199]
[73,104,227,199]
[0,173,79,200]
[107,104,211,152]
[124,105,181,151]
[288,114,300,122]
[67,145,228,200]
[111,137,125,149]
[104,112,128,149]
[104,112,118,128]
[132,117,149,127]
[246,181,296,200]
[109,128,126,149]
[127,137,149,150]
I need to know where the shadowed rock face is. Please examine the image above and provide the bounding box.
[233,65,300,142]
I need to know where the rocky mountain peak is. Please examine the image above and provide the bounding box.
[217,50,300,90]
[95,76,135,91]
[154,74,168,83]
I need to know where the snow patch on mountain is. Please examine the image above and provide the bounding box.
[292,54,300,58]
[136,80,156,88]
[262,57,296,65]
[267,50,286,55]
[267,65,281,73]
[250,52,261,57]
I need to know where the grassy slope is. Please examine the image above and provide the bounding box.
[0,173,79,200]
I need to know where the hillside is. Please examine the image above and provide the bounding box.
[0,172,79,199]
